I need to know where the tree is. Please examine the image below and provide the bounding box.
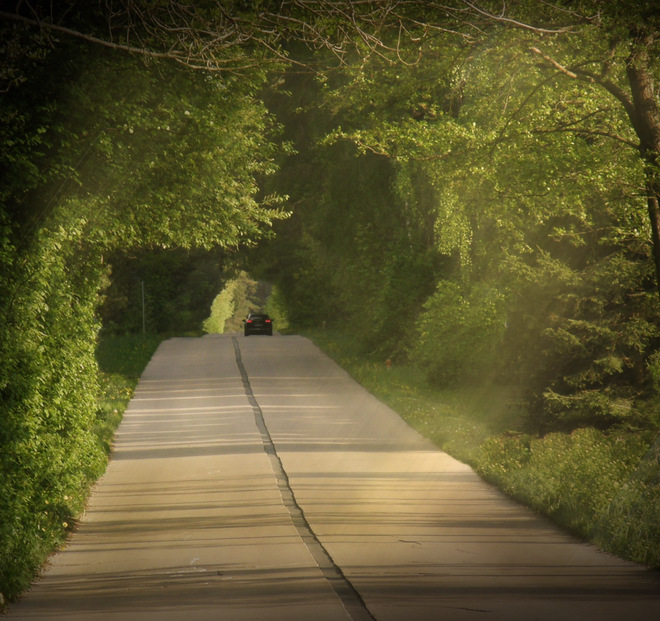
[1,1,659,600]
[0,27,288,600]
[7,0,657,300]
[100,247,232,335]
[266,10,659,429]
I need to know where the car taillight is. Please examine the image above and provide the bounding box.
[246,319,253,323]
[265,319,271,323]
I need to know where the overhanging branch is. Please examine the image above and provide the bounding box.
[0,1,588,75]
[530,45,637,122]
[0,9,285,71]
[532,125,640,149]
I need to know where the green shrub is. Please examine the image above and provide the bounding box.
[0,332,161,606]
[204,281,238,334]
[592,435,660,567]
[265,285,290,332]
[0,222,106,605]
[411,280,506,385]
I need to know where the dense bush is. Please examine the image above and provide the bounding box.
[411,281,506,384]
[100,247,230,335]
[0,222,106,602]
[203,271,274,333]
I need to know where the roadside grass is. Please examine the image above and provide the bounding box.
[95,334,163,455]
[306,328,660,569]
[0,335,162,611]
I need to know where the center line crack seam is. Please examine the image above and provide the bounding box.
[231,337,376,621]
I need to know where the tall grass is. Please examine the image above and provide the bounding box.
[475,429,660,566]
[307,328,660,568]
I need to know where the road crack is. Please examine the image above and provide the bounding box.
[232,337,376,621]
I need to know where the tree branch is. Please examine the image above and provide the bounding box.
[529,107,640,149]
[532,125,640,149]
[530,46,577,77]
[1,1,588,76]
[0,9,275,71]
[462,1,577,34]
[530,46,637,122]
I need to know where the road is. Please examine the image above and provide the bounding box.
[7,335,660,620]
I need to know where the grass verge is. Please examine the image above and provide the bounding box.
[306,328,660,569]
[95,334,163,455]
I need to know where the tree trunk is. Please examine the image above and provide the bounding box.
[625,28,660,300]
[647,191,660,301]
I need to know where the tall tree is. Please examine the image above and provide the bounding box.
[0,28,287,600]
[266,10,659,429]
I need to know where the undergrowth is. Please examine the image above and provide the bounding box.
[307,328,660,569]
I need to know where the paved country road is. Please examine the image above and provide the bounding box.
[7,335,660,621]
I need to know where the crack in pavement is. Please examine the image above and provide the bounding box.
[232,337,376,621]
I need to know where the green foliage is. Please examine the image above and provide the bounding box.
[204,282,237,334]
[4,1,660,602]
[474,428,660,567]
[0,328,160,604]
[0,224,105,602]
[0,32,287,606]
[259,79,440,354]
[291,24,660,432]
[203,271,272,333]
[261,26,660,431]
[100,248,229,335]
[501,238,659,431]
[411,280,506,385]
[264,285,290,332]
[76,55,287,251]
[594,435,660,567]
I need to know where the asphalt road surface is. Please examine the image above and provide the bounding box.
[7,335,660,620]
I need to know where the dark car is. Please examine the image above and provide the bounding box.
[243,312,273,336]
